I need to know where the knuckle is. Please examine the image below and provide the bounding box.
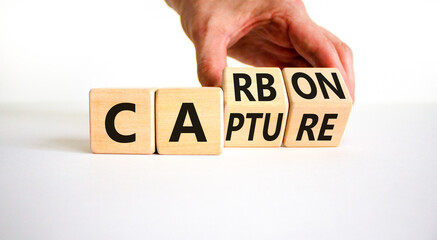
[197,58,213,74]
[192,16,211,38]
[197,58,219,76]
[191,18,207,40]
[190,15,221,43]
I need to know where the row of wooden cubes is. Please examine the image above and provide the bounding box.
[90,67,353,155]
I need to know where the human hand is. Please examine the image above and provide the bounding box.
[165,0,355,100]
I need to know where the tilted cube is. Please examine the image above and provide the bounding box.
[222,67,289,147]
[282,68,353,147]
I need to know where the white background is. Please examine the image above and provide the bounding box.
[1,0,437,239]
[1,0,437,104]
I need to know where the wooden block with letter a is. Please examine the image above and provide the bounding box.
[89,88,156,154]
[282,68,353,147]
[155,88,223,155]
[222,67,289,147]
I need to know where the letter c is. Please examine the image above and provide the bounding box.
[105,103,136,143]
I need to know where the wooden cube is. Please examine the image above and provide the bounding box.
[222,67,289,147]
[89,88,156,154]
[155,88,223,155]
[282,68,353,147]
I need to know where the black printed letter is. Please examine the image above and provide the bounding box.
[263,113,283,141]
[256,73,277,101]
[234,73,255,101]
[315,72,345,99]
[246,113,263,141]
[226,113,245,141]
[105,103,136,143]
[292,72,317,99]
[169,103,207,142]
[296,114,319,141]
[318,114,338,141]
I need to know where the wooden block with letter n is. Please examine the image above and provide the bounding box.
[282,68,353,147]
[89,88,156,154]
[155,88,223,155]
[222,67,289,147]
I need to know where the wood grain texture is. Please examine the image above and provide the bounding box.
[155,88,223,155]
[222,67,289,147]
[282,68,353,147]
[89,88,155,154]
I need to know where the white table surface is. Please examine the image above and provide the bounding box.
[0,102,436,240]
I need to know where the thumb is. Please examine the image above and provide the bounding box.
[195,32,228,87]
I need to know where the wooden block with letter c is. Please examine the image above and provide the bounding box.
[89,88,156,154]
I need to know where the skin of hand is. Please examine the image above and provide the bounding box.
[165,0,355,100]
